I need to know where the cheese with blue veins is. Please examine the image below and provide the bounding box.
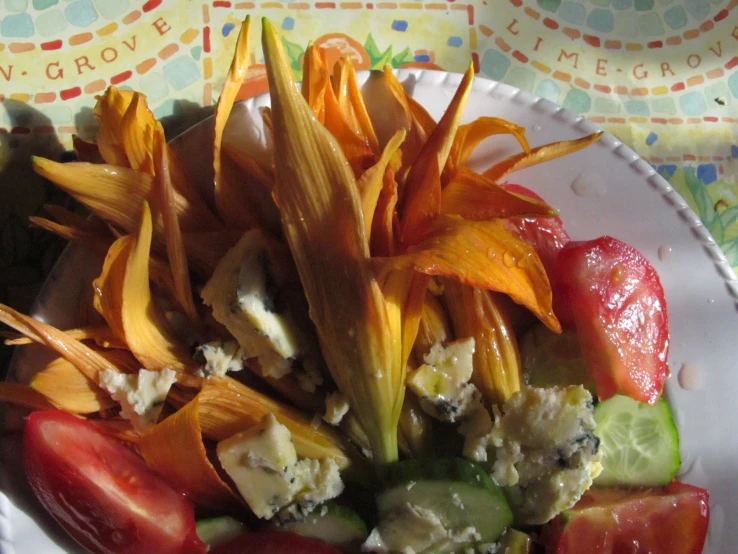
[407,338,480,422]
[195,340,245,378]
[488,385,603,525]
[216,413,344,520]
[201,230,307,379]
[99,367,177,431]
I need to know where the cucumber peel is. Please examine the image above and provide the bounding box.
[195,516,247,549]
[594,394,680,486]
[276,503,368,550]
[376,459,512,551]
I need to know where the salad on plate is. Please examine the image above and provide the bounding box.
[0,17,710,554]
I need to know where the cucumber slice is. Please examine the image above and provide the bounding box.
[520,324,596,395]
[195,516,247,549]
[593,394,680,486]
[377,459,512,551]
[277,503,368,552]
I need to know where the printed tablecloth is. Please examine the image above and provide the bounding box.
[1,0,737,369]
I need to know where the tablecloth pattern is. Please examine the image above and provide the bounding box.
[1,0,737,369]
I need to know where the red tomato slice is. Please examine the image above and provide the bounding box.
[501,183,573,327]
[23,410,206,554]
[543,481,710,554]
[211,530,342,554]
[554,236,669,404]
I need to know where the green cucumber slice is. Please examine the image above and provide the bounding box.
[497,529,532,553]
[520,324,596,395]
[277,503,368,551]
[195,516,247,549]
[377,459,512,551]
[594,394,680,486]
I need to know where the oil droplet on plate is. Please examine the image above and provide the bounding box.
[532,124,541,132]
[571,169,607,197]
[707,298,715,304]
[657,245,671,261]
[678,362,705,391]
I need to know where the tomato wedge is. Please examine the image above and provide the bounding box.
[542,481,710,554]
[554,236,669,404]
[23,410,206,554]
[211,530,342,554]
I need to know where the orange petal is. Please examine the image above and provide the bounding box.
[0,382,56,411]
[31,357,116,414]
[374,215,560,332]
[484,132,604,182]
[357,129,405,240]
[72,135,103,163]
[120,92,157,175]
[332,58,379,154]
[154,128,199,322]
[93,86,137,166]
[139,396,238,510]
[213,17,264,231]
[4,325,125,349]
[0,303,129,381]
[399,64,474,244]
[447,117,529,176]
[441,168,558,220]
[302,44,330,122]
[93,202,194,372]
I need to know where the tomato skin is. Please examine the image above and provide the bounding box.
[543,481,710,554]
[23,410,206,554]
[554,236,669,404]
[211,530,343,554]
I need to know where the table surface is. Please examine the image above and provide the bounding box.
[1,0,737,368]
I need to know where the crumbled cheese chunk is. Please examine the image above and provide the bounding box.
[458,406,493,462]
[217,413,343,520]
[195,340,245,378]
[363,503,448,553]
[201,230,305,380]
[99,368,177,431]
[488,385,603,525]
[323,391,350,425]
[363,502,482,554]
[407,338,481,422]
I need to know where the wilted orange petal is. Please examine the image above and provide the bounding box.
[357,129,405,239]
[31,357,116,414]
[120,92,156,175]
[441,168,557,221]
[0,303,128,381]
[72,135,103,163]
[447,117,529,176]
[139,396,238,510]
[94,86,136,166]
[374,215,560,332]
[484,132,604,183]
[400,64,474,244]
[154,128,198,322]
[93,202,193,372]
[0,382,56,411]
[332,58,379,154]
[302,44,330,122]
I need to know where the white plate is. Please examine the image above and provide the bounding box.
[2,70,737,554]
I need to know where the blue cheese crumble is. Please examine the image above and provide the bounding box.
[194,340,245,378]
[488,385,603,525]
[407,338,480,422]
[99,367,177,431]
[216,413,343,520]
